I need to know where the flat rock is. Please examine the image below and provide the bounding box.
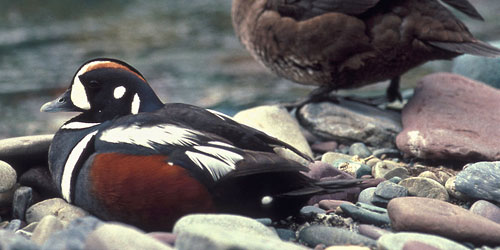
[455,161,500,203]
[340,203,390,226]
[399,177,449,201]
[470,200,500,224]
[298,225,376,247]
[387,197,500,246]
[318,200,354,211]
[0,161,17,192]
[377,232,468,250]
[233,105,313,158]
[0,135,53,172]
[396,73,500,161]
[85,223,173,250]
[298,100,402,148]
[26,198,89,224]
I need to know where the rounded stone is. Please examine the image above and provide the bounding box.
[318,200,354,211]
[31,215,64,245]
[399,177,449,201]
[444,176,469,200]
[26,198,89,224]
[299,225,376,247]
[455,161,500,203]
[357,187,376,205]
[469,200,500,224]
[349,143,372,158]
[0,160,17,193]
[377,232,469,250]
[0,229,39,250]
[357,224,392,240]
[372,161,409,180]
[321,152,352,165]
[340,203,390,226]
[417,171,440,183]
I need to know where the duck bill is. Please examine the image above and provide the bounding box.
[40,90,81,113]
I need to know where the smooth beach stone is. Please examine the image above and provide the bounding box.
[444,176,469,200]
[0,135,53,172]
[470,200,500,224]
[417,171,440,183]
[340,203,390,226]
[321,152,352,165]
[5,219,22,231]
[349,143,372,158]
[357,187,376,206]
[399,177,449,201]
[299,225,376,247]
[387,197,500,246]
[377,232,469,250]
[318,200,354,211]
[357,224,392,240]
[300,206,326,217]
[26,198,89,224]
[372,161,409,180]
[31,215,64,245]
[455,161,500,203]
[374,181,408,200]
[0,161,17,193]
[41,216,103,250]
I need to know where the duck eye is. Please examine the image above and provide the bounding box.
[58,97,66,103]
[87,80,100,89]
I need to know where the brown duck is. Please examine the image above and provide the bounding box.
[232,0,500,102]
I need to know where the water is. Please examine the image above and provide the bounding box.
[1,0,499,138]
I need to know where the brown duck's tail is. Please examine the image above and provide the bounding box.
[429,40,500,58]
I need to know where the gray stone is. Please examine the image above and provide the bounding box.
[340,203,390,226]
[5,219,22,231]
[396,73,500,161]
[332,159,367,178]
[399,177,449,201]
[173,214,278,239]
[377,232,469,250]
[233,105,313,158]
[42,216,103,250]
[356,164,372,178]
[276,228,296,241]
[372,148,401,159]
[300,206,326,217]
[0,160,17,192]
[26,198,89,224]
[387,197,500,246]
[372,161,409,180]
[31,215,64,245]
[12,186,33,220]
[321,152,352,165]
[470,200,500,224]
[349,143,372,158]
[444,176,469,200]
[0,229,39,250]
[357,224,392,240]
[85,223,173,250]
[417,171,440,183]
[387,176,402,184]
[0,135,53,173]
[255,218,273,226]
[175,222,306,250]
[298,225,376,247]
[372,181,408,206]
[298,100,402,148]
[358,187,376,205]
[455,161,500,203]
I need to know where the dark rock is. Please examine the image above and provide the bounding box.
[19,167,60,199]
[455,161,500,203]
[377,232,469,250]
[147,232,177,246]
[0,135,53,173]
[340,203,390,226]
[0,161,17,193]
[349,143,372,158]
[396,73,500,161]
[399,177,449,201]
[357,224,392,240]
[298,225,376,247]
[12,186,32,220]
[298,100,402,148]
[355,164,372,178]
[470,200,500,224]
[372,181,408,207]
[311,141,338,153]
[0,229,39,250]
[387,197,500,246]
[276,228,296,241]
[41,216,103,250]
[372,148,401,159]
[0,183,17,207]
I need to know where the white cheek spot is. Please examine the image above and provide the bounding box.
[113,86,126,99]
[71,77,91,110]
[261,196,273,205]
[131,93,140,114]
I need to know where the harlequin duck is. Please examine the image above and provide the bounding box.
[41,58,363,231]
[232,0,500,103]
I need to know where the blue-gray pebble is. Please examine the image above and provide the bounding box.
[455,161,500,203]
[299,225,376,247]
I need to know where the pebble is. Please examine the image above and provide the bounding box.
[299,225,376,247]
[147,232,177,246]
[41,216,103,250]
[233,105,313,158]
[85,223,173,250]
[255,218,273,226]
[372,181,408,207]
[455,161,500,203]
[300,206,326,217]
[435,171,452,186]
[276,228,296,241]
[321,152,352,165]
[174,215,306,250]
[355,164,372,178]
[26,198,89,224]
[387,197,500,246]
[0,229,39,250]
[0,183,18,207]
[372,161,409,180]
[0,161,17,193]
[318,200,353,211]
[469,200,500,224]
[5,219,22,231]
[340,203,390,226]
[417,171,440,183]
[444,176,469,200]
[399,177,449,201]
[0,135,53,173]
[173,214,278,239]
[387,176,401,184]
[357,224,392,240]
[298,100,402,148]
[31,215,64,245]
[371,148,400,159]
[332,159,369,178]
[357,187,376,206]
[12,186,33,220]
[377,232,469,250]
[348,143,372,158]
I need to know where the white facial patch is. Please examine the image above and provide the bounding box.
[70,60,113,110]
[61,130,99,203]
[131,93,140,114]
[113,86,126,99]
[261,196,273,205]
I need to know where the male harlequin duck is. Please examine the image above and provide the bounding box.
[232,0,500,102]
[41,58,363,231]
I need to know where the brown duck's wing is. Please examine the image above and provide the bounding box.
[441,0,484,21]
[268,0,380,20]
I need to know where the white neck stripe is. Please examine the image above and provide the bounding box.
[62,122,101,130]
